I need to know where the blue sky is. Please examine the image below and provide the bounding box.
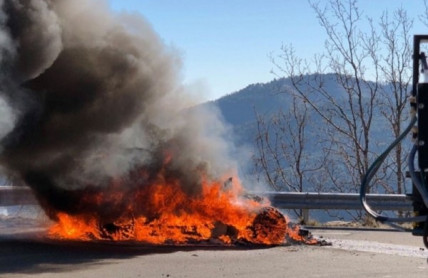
[108,0,428,101]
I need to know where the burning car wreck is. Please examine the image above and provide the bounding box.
[0,0,316,247]
[28,167,315,246]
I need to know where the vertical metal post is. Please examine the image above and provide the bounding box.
[412,35,428,239]
[414,35,428,169]
[413,36,421,97]
[302,209,309,224]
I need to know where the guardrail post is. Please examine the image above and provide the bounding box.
[302,209,309,224]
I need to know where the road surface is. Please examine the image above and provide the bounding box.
[0,217,427,278]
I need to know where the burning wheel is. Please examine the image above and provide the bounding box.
[246,207,287,245]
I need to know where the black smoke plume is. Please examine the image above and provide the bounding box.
[0,0,234,217]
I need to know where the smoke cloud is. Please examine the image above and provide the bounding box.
[0,0,235,216]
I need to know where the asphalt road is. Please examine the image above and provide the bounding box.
[0,224,427,278]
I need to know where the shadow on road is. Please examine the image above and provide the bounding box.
[0,233,271,275]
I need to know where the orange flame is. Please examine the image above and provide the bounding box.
[48,174,292,245]
[47,157,316,246]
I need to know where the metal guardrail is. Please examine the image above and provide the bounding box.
[258,192,413,211]
[261,192,414,223]
[0,186,414,211]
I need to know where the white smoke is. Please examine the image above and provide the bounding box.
[0,97,16,151]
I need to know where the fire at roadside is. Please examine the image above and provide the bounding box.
[0,0,321,248]
[44,165,320,246]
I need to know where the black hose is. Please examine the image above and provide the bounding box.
[408,145,428,209]
[424,216,428,248]
[360,117,427,223]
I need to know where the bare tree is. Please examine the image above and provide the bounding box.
[376,8,413,195]
[254,95,326,219]
[264,0,414,198]
[271,0,381,194]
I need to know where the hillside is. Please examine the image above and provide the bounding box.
[204,73,409,191]
[209,73,391,147]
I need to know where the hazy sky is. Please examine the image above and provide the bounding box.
[108,0,428,101]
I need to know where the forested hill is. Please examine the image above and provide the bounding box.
[209,73,380,146]
[201,73,410,195]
